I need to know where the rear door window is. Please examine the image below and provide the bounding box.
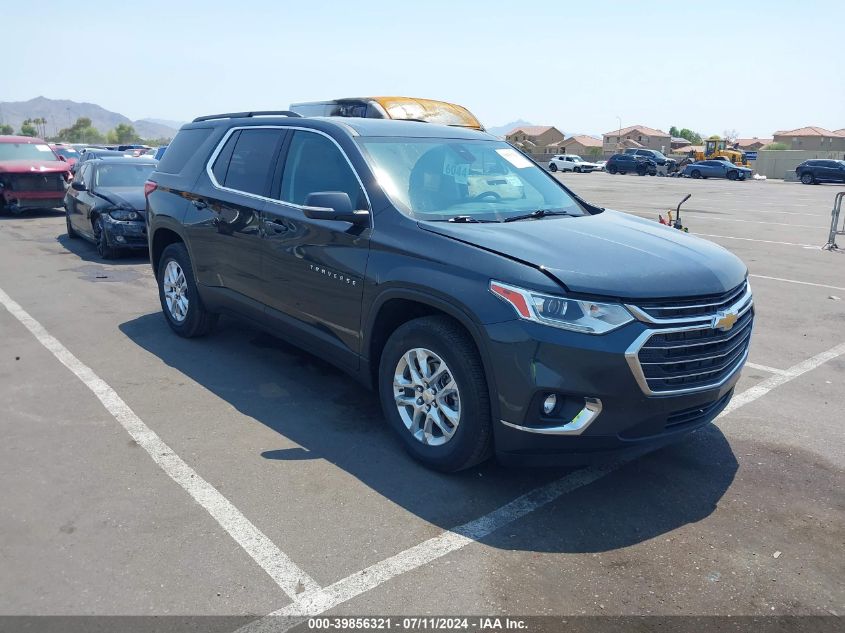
[221,128,285,196]
[211,131,240,184]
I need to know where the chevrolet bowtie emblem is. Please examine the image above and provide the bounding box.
[713,309,739,332]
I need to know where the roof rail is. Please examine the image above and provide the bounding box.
[192,111,303,123]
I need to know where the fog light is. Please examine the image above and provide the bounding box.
[115,235,126,243]
[542,394,557,415]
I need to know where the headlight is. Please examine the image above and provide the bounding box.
[490,281,633,334]
[109,209,139,221]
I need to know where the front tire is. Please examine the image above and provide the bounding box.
[65,207,78,238]
[800,172,814,185]
[574,166,581,173]
[727,170,738,181]
[95,216,118,259]
[378,316,492,472]
[157,242,218,337]
[691,169,702,179]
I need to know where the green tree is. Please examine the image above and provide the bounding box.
[107,123,138,145]
[679,129,703,145]
[669,125,680,137]
[20,119,37,137]
[763,142,789,150]
[586,146,603,160]
[0,123,13,135]
[56,117,106,144]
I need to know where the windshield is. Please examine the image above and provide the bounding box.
[357,138,584,221]
[94,163,156,188]
[0,142,58,161]
[53,147,79,159]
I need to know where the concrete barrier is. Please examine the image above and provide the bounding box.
[754,149,845,180]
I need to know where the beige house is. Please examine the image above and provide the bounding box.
[736,137,772,151]
[505,126,565,161]
[555,135,602,158]
[772,127,845,151]
[602,125,671,156]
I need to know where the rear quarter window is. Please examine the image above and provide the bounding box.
[156,127,213,174]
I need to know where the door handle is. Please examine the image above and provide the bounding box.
[192,199,208,210]
[265,217,289,232]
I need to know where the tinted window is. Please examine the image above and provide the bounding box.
[156,127,212,174]
[223,128,284,196]
[280,131,366,208]
[211,131,239,184]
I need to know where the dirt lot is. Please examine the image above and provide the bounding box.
[0,174,843,630]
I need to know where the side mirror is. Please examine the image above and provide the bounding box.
[71,181,86,191]
[57,155,67,162]
[302,192,369,225]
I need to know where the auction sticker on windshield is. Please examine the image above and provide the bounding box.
[495,148,532,168]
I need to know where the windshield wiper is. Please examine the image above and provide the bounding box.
[503,209,575,222]
[445,215,498,223]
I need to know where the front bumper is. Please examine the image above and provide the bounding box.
[102,216,148,249]
[2,189,65,210]
[484,316,748,466]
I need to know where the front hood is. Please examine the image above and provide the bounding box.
[419,210,747,300]
[97,187,146,211]
[0,159,70,174]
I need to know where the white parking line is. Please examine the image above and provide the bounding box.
[243,340,845,629]
[719,342,845,418]
[749,274,845,292]
[0,286,318,602]
[695,233,819,249]
[745,362,791,376]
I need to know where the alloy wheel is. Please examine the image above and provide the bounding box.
[393,348,461,446]
[163,260,189,323]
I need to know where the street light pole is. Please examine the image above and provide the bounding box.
[617,116,622,151]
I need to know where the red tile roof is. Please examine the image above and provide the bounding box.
[773,126,845,137]
[736,137,772,148]
[603,124,669,138]
[561,135,602,147]
[506,126,555,137]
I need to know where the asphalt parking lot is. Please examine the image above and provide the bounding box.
[1,174,843,628]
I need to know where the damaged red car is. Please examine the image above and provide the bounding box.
[0,136,71,214]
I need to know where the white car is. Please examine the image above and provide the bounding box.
[548,154,600,173]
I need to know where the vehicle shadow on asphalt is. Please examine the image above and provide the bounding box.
[119,313,738,553]
[55,234,149,266]
[0,209,65,221]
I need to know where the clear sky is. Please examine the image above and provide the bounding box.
[4,1,844,137]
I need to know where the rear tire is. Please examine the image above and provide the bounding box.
[608,165,618,175]
[800,172,814,185]
[549,163,558,172]
[378,316,492,472]
[157,242,218,338]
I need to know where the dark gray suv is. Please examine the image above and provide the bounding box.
[145,112,752,471]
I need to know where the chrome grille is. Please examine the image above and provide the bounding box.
[630,281,748,321]
[626,284,753,395]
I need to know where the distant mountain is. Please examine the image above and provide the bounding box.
[0,96,179,140]
[139,117,187,130]
[486,119,535,138]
